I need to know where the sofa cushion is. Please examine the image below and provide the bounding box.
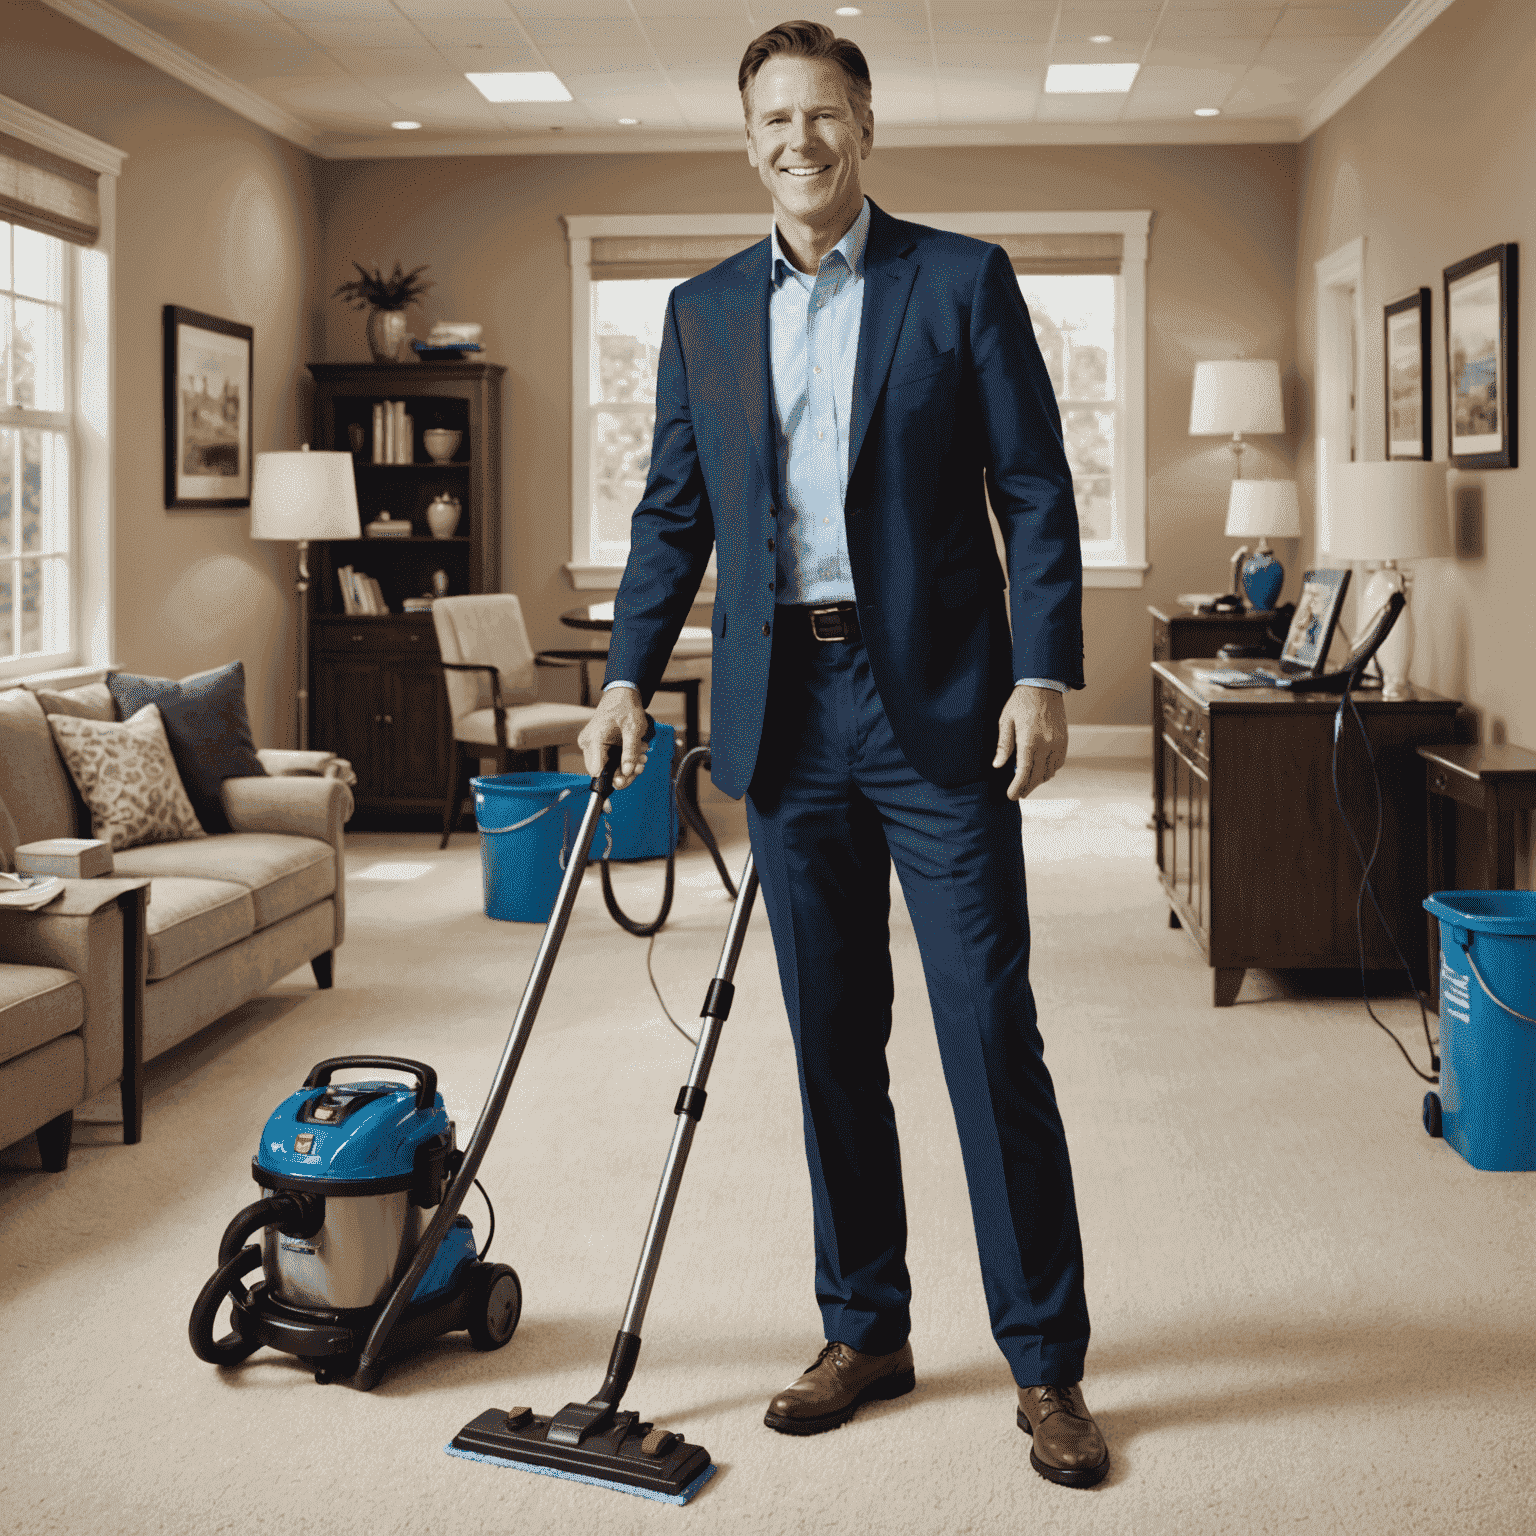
[107,662,266,835]
[0,688,78,847]
[28,681,115,720]
[143,877,256,981]
[0,964,84,1068]
[47,705,206,851]
[113,832,335,932]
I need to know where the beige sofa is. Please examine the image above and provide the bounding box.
[0,670,350,1169]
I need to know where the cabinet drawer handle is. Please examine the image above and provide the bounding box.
[351,633,364,643]
[384,714,394,725]
[409,633,420,642]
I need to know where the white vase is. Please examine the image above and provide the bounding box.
[366,308,408,362]
[426,495,461,539]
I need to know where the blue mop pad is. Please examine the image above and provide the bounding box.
[443,1444,717,1506]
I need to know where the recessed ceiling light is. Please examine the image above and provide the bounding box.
[1044,63,1139,94]
[466,71,572,103]
[1089,35,1113,44]
[391,120,421,130]
[617,117,640,125]
[835,6,862,15]
[1194,107,1221,117]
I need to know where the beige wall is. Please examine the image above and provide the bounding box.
[318,140,1299,727]
[1,1,323,748]
[1296,0,1535,881]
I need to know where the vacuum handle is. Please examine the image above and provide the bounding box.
[593,715,655,795]
[304,1056,437,1114]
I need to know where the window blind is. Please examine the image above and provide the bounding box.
[989,231,1122,276]
[0,129,100,247]
[589,232,764,282]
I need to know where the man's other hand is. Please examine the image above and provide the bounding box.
[579,686,650,789]
[993,685,1068,801]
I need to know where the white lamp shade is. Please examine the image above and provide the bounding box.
[1189,359,1285,436]
[1328,460,1451,561]
[1225,479,1301,538]
[249,449,361,542]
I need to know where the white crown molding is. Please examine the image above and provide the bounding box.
[1300,0,1460,138]
[39,0,320,154]
[0,90,126,175]
[320,116,1299,161]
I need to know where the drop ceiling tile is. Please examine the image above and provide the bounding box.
[390,0,514,18]
[1156,8,1282,38]
[932,41,1049,69]
[1271,5,1401,37]
[509,0,634,17]
[831,13,935,46]
[928,0,1057,17]
[928,12,1053,44]
[1055,6,1161,40]
[1146,37,1266,67]
[1120,61,1244,118]
[1255,35,1364,68]
[1224,61,1341,111]
[1049,40,1146,64]
[627,0,755,14]
[1036,91,1127,120]
[519,13,648,48]
[935,68,1042,111]
[406,20,535,47]
[273,7,428,49]
[561,65,675,98]
[194,41,338,78]
[339,47,456,82]
[575,92,687,122]
[1162,0,1288,8]
[438,42,545,70]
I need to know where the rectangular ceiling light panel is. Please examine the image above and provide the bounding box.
[1043,62,1140,93]
[466,70,573,101]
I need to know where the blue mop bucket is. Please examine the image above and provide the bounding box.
[602,721,677,861]
[473,772,591,924]
[1422,890,1536,1171]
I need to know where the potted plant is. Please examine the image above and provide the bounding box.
[334,260,434,363]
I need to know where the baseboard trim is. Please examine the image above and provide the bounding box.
[1068,725,1152,760]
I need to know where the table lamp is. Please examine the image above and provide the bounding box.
[1224,479,1300,611]
[1189,360,1285,479]
[250,444,361,747]
[1328,460,1450,699]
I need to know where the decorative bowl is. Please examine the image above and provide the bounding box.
[423,428,463,463]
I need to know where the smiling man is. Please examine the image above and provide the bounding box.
[578,20,1106,1489]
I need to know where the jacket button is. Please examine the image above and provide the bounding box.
[762,622,771,636]
[768,581,774,592]
[766,537,775,551]
[768,505,778,518]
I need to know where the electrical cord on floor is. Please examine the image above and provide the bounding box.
[1331,675,1440,1083]
[601,744,738,1051]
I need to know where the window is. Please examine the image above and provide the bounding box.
[0,221,74,666]
[0,96,122,680]
[563,210,1149,589]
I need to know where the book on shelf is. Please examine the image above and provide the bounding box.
[371,402,384,463]
[361,574,388,614]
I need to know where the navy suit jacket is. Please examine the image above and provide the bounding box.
[604,199,1085,800]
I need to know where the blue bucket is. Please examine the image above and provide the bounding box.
[604,721,677,862]
[472,772,590,924]
[1422,890,1536,1171]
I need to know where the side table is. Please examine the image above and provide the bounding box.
[1419,742,1536,1005]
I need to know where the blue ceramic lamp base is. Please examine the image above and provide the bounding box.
[1240,549,1284,612]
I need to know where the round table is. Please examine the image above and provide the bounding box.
[553,604,712,751]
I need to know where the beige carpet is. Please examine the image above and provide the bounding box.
[3,763,1533,1536]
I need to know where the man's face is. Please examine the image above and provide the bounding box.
[745,56,872,232]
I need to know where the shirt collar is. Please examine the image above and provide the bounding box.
[771,196,870,286]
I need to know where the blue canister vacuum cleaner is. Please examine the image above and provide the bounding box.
[188,747,639,1387]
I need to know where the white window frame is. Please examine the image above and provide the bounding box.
[0,94,121,680]
[561,209,1149,591]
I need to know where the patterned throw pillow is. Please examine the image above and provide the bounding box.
[47,704,206,851]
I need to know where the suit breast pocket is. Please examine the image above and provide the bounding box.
[887,347,957,392]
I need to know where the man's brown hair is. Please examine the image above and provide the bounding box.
[738,20,873,120]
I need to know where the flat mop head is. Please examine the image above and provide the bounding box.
[449,1406,714,1505]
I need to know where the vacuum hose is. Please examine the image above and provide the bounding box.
[599,746,736,937]
[189,1193,325,1366]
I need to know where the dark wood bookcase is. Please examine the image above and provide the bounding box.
[305,361,505,819]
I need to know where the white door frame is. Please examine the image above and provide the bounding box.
[1314,237,1366,555]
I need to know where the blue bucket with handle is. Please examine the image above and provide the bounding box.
[1422,890,1536,1171]
[473,772,594,924]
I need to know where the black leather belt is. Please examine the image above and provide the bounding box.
[795,602,861,642]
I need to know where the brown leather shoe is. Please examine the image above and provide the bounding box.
[1016,1383,1109,1488]
[764,1341,916,1435]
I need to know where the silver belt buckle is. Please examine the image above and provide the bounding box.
[810,604,846,642]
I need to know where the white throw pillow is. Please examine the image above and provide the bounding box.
[48,703,206,850]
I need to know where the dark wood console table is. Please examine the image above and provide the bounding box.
[1153,660,1460,1005]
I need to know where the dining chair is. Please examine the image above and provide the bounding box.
[432,594,594,848]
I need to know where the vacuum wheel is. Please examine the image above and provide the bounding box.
[1423,1091,1443,1139]
[467,1263,522,1351]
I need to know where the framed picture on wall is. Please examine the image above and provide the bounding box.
[1444,243,1518,470]
[1384,288,1431,460]
[163,306,253,508]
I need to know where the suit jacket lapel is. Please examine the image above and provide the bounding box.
[848,200,918,482]
[723,239,779,504]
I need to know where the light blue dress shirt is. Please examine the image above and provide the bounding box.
[608,198,1063,696]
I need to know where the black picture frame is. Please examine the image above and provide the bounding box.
[163,305,253,508]
[1384,288,1432,461]
[1279,567,1351,675]
[1443,243,1518,470]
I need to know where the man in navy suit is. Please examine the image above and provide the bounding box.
[579,20,1107,1487]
